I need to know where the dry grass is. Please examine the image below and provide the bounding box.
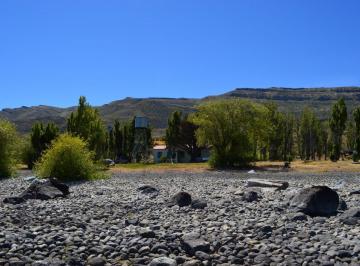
[255,160,360,173]
[111,162,210,173]
[110,160,360,173]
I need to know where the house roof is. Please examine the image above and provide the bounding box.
[153,145,167,150]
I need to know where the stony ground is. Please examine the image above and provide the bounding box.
[0,170,360,266]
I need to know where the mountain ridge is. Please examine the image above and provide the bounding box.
[2,87,360,135]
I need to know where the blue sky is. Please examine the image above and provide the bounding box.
[1,0,360,108]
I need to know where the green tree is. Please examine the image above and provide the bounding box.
[192,99,269,168]
[345,121,356,152]
[329,98,347,161]
[0,119,19,177]
[27,122,59,168]
[318,121,330,160]
[122,118,135,160]
[67,96,107,159]
[352,107,360,161]
[299,107,320,160]
[166,111,201,162]
[282,112,295,161]
[165,111,182,161]
[266,103,286,160]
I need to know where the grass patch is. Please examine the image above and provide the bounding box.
[112,162,209,172]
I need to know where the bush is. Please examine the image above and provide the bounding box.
[0,119,19,178]
[35,134,98,181]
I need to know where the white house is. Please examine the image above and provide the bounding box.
[152,145,209,163]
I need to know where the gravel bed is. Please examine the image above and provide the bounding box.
[0,171,360,266]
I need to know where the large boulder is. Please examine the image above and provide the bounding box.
[3,178,69,204]
[168,192,192,207]
[290,186,339,216]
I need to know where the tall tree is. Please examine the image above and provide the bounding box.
[329,98,347,161]
[299,107,320,160]
[165,111,182,161]
[192,99,269,168]
[113,120,123,159]
[28,122,59,168]
[122,118,135,160]
[67,96,107,159]
[166,112,201,162]
[352,107,360,161]
[282,112,295,161]
[266,103,285,161]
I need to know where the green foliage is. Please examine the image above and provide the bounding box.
[266,103,295,161]
[67,96,107,160]
[192,99,269,168]
[352,107,360,161]
[24,122,59,169]
[122,118,135,160]
[0,119,19,178]
[329,98,347,161]
[165,111,201,162]
[345,121,356,151]
[299,107,321,160]
[35,134,98,181]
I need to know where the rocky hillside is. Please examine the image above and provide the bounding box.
[1,87,360,134]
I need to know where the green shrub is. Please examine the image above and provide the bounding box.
[0,119,19,178]
[35,134,98,181]
[20,137,37,169]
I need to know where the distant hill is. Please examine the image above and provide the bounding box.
[215,87,360,119]
[1,87,360,135]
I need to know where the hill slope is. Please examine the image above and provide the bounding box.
[1,87,360,134]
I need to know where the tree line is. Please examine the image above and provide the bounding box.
[21,96,152,170]
[1,95,360,178]
[165,97,360,168]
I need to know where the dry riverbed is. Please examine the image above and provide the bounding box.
[0,171,360,265]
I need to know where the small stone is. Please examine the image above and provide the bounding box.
[139,228,156,238]
[181,238,210,256]
[87,257,106,266]
[149,257,177,266]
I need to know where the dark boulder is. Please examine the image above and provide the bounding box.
[181,237,210,256]
[242,189,260,202]
[168,192,192,207]
[3,178,69,204]
[290,186,339,216]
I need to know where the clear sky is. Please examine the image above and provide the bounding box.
[1,0,360,108]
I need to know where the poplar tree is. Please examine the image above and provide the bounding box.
[67,96,107,159]
[329,98,347,161]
